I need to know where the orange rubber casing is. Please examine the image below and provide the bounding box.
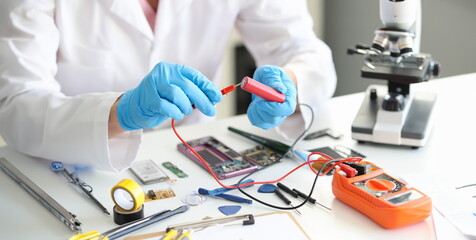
[332,161,432,229]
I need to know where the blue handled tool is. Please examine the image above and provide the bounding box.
[197,188,252,204]
[203,179,254,196]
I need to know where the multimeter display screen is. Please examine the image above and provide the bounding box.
[385,190,423,205]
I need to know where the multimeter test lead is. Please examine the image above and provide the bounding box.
[221,76,286,103]
[274,188,301,215]
[276,182,298,198]
[277,182,332,211]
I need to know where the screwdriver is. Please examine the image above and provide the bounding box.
[274,188,301,215]
[228,127,291,155]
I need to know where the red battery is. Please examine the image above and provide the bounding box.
[240,77,285,103]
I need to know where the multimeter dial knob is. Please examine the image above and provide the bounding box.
[366,179,396,192]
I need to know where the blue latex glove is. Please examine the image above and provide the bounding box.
[117,62,222,130]
[247,65,297,129]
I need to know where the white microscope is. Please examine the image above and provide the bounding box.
[348,0,440,148]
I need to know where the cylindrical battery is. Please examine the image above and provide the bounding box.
[240,77,285,103]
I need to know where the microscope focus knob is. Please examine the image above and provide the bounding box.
[432,62,440,77]
[382,93,405,111]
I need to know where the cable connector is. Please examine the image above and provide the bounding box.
[338,164,357,178]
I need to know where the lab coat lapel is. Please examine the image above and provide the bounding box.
[155,0,194,37]
[106,0,154,41]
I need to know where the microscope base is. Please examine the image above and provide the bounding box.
[351,85,437,148]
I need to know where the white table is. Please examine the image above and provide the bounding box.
[1,73,475,240]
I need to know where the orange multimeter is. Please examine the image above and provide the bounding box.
[332,161,432,229]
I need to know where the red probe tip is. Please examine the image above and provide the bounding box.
[221,85,237,95]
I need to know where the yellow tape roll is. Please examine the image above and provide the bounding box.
[111,179,145,212]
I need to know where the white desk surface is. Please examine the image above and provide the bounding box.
[1,73,475,240]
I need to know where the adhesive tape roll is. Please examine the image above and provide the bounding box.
[111,179,145,212]
[113,204,144,225]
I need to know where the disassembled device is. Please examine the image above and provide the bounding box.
[348,0,439,148]
[0,157,82,232]
[332,161,432,229]
[50,161,110,215]
[177,136,258,179]
[162,161,188,178]
[129,159,170,184]
[240,145,283,166]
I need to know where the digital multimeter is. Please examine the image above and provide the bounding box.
[332,161,432,229]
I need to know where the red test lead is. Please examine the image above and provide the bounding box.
[240,76,285,103]
[220,76,286,103]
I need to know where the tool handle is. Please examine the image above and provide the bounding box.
[293,188,317,204]
[275,189,291,205]
[105,205,189,240]
[216,193,253,204]
[207,179,254,196]
[228,127,290,155]
[276,183,298,198]
[240,77,286,103]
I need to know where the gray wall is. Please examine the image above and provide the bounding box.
[324,0,476,96]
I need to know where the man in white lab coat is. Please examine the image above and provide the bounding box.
[0,0,336,171]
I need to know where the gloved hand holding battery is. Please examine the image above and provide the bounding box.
[247,65,297,129]
[117,62,223,130]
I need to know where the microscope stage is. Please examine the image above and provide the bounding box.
[351,85,437,148]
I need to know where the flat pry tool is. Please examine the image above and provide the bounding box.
[201,179,254,196]
[0,157,82,232]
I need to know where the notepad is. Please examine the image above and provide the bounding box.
[125,211,311,240]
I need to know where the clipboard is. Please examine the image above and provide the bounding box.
[124,211,311,240]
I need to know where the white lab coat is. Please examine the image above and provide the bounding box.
[0,0,336,171]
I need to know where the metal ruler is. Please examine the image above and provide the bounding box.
[0,157,82,232]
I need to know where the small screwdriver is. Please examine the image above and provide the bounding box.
[274,188,301,215]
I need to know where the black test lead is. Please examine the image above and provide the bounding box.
[274,188,301,215]
[293,188,332,211]
[276,182,298,198]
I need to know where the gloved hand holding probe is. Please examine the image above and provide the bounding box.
[247,65,297,129]
[117,62,223,130]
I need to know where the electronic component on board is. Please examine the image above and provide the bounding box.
[162,161,188,178]
[177,136,258,180]
[240,145,283,166]
[145,189,176,202]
